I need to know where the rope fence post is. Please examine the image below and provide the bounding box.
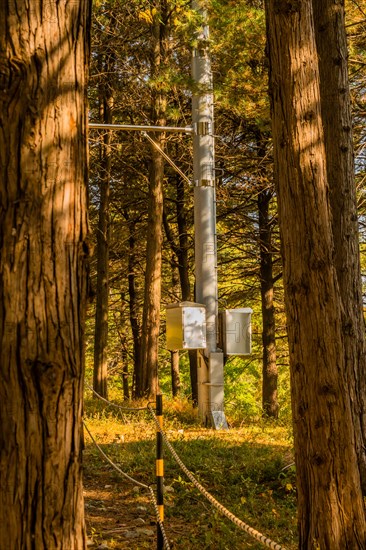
[156,394,164,550]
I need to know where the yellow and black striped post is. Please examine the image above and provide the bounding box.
[156,393,164,550]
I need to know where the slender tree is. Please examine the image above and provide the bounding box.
[140,1,169,397]
[258,185,278,418]
[163,168,198,402]
[93,61,113,399]
[124,210,143,397]
[170,253,182,396]
[265,0,366,545]
[140,135,165,397]
[0,1,90,547]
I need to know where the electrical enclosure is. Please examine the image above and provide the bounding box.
[219,308,253,356]
[166,302,206,350]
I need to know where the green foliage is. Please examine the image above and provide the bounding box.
[210,0,269,127]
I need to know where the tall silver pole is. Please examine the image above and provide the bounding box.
[192,1,226,425]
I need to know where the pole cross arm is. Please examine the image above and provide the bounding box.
[89,122,194,134]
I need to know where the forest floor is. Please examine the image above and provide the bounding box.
[83,395,297,550]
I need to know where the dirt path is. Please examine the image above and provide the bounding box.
[84,468,166,549]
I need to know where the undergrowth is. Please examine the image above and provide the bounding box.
[83,390,297,549]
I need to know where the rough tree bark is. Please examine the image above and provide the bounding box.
[265,0,366,546]
[313,0,366,492]
[0,1,90,548]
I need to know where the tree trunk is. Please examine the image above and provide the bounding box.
[140,3,168,398]
[169,254,182,397]
[313,0,366,492]
[0,2,90,548]
[125,213,142,398]
[163,171,198,403]
[140,136,165,397]
[121,339,130,401]
[176,172,192,302]
[188,350,198,405]
[93,87,113,399]
[171,350,181,397]
[265,0,366,546]
[176,172,198,404]
[258,188,278,418]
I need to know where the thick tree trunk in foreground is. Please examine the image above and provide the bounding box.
[0,2,90,548]
[313,0,366,492]
[266,0,366,546]
[258,188,278,418]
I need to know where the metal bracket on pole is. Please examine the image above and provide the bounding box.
[141,132,192,186]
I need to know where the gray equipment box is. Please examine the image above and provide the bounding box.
[219,308,253,356]
[166,302,206,350]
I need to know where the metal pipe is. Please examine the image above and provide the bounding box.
[88,122,194,134]
[142,132,191,186]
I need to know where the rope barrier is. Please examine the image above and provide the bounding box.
[147,405,286,550]
[83,421,171,550]
[83,421,149,489]
[84,388,286,549]
[147,486,171,550]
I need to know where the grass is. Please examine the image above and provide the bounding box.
[83,391,297,549]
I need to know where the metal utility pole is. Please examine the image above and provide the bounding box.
[192,1,226,426]
[89,12,230,425]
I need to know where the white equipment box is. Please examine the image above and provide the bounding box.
[219,308,253,356]
[166,302,206,350]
